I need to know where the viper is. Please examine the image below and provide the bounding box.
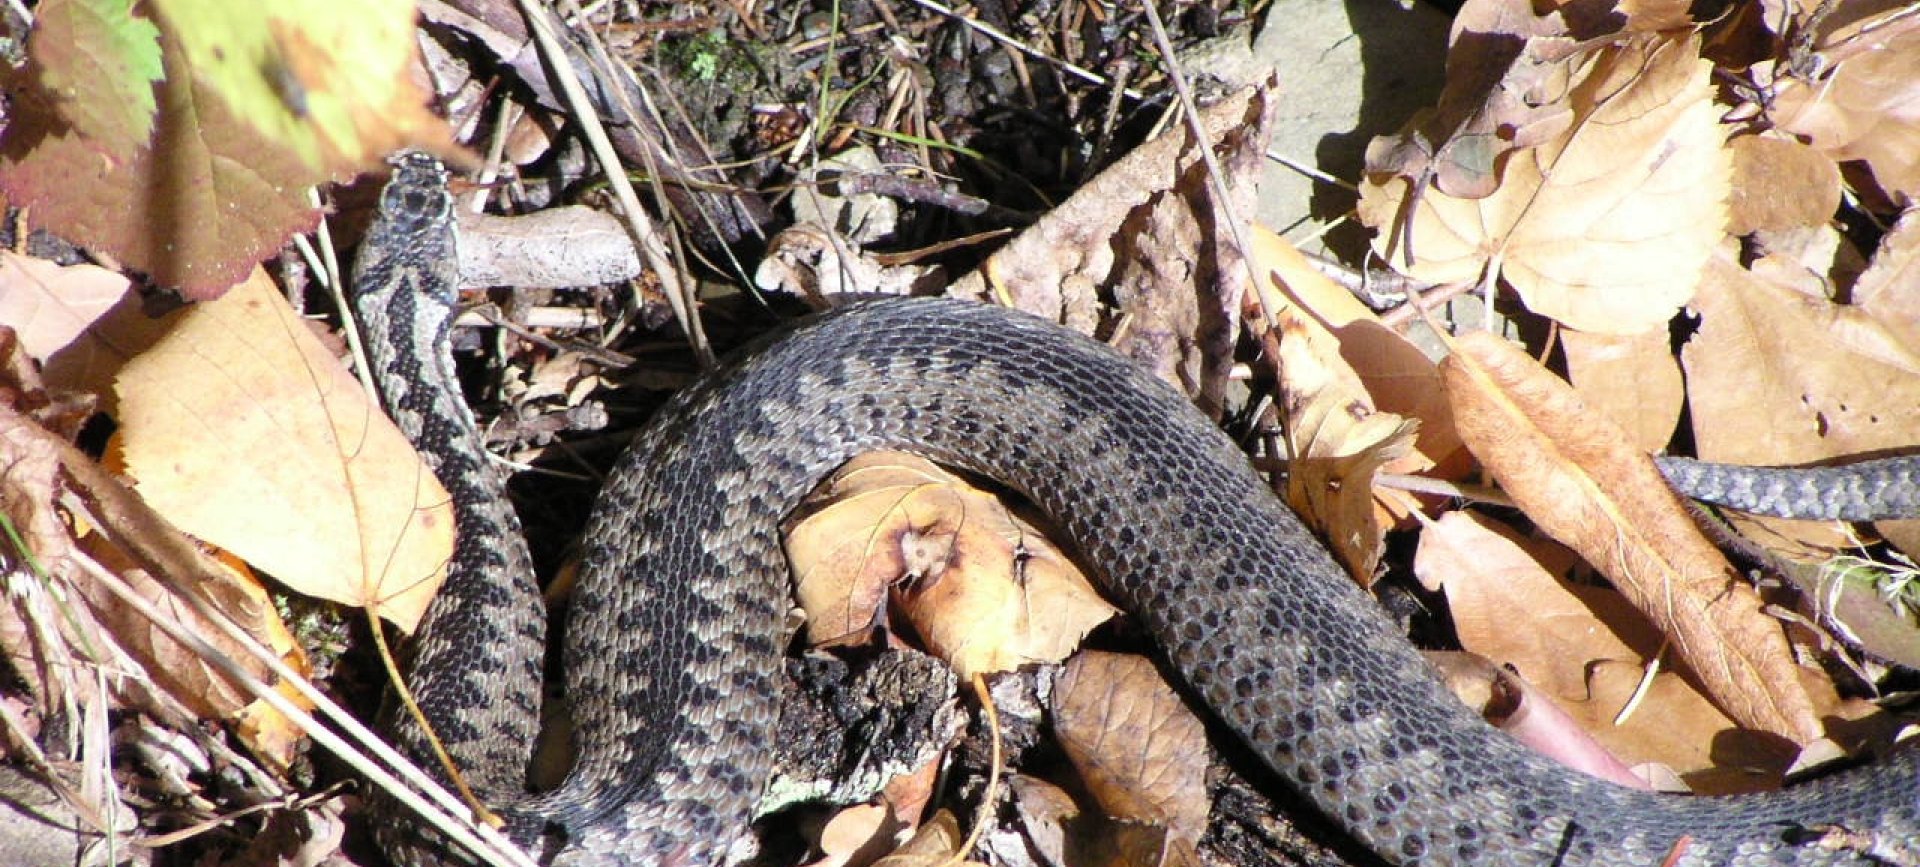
[353,152,1918,865]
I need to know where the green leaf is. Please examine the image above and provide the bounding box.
[31,0,165,159]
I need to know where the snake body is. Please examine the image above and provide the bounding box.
[355,155,1919,866]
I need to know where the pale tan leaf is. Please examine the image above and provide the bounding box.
[1419,512,1803,792]
[112,269,451,631]
[1561,328,1682,453]
[1245,229,1425,585]
[787,452,1116,677]
[1853,208,1920,351]
[1770,7,1920,203]
[1050,651,1209,845]
[1248,226,1462,472]
[0,252,132,364]
[873,810,978,867]
[804,803,901,867]
[1684,252,1920,556]
[1359,33,1730,334]
[1443,332,1826,743]
[1726,135,1842,235]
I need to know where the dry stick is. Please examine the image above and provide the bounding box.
[513,0,714,367]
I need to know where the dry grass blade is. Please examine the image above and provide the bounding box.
[12,409,539,867]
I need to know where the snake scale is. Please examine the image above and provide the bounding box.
[353,153,1918,865]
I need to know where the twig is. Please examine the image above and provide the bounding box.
[513,0,715,367]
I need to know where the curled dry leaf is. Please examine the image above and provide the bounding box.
[1245,228,1431,585]
[947,83,1275,415]
[872,810,979,867]
[1359,32,1729,335]
[1417,511,1812,793]
[109,270,452,632]
[1007,774,1079,867]
[786,452,1116,678]
[1769,6,1920,203]
[1050,651,1209,846]
[1854,208,1920,349]
[1442,331,1826,743]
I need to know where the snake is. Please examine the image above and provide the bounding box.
[351,152,1919,866]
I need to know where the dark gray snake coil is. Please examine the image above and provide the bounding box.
[353,154,1918,865]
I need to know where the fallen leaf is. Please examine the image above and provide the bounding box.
[873,810,980,867]
[1769,6,1920,203]
[787,452,1116,677]
[1726,135,1843,235]
[1362,0,1576,201]
[805,803,901,867]
[1244,229,1426,584]
[0,253,134,364]
[947,83,1275,415]
[1850,208,1920,363]
[1443,331,1827,743]
[1247,226,1463,472]
[1683,251,1920,557]
[1007,774,1078,866]
[1050,652,1209,846]
[1560,328,1682,453]
[1419,511,1802,793]
[1359,32,1730,334]
[110,269,452,632]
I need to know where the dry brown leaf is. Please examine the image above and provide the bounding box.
[873,810,980,867]
[1072,824,1202,867]
[1560,328,1682,453]
[1248,227,1462,471]
[111,269,451,632]
[1443,331,1826,743]
[1418,512,1802,793]
[1244,230,1424,584]
[787,452,1116,677]
[947,83,1275,415]
[1008,774,1079,866]
[805,803,902,867]
[1726,135,1842,235]
[1770,6,1920,203]
[1852,208,1920,352]
[1049,652,1208,846]
[1684,251,1920,556]
[1364,0,1576,202]
[1359,33,1729,334]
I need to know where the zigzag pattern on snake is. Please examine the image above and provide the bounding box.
[353,153,1918,865]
